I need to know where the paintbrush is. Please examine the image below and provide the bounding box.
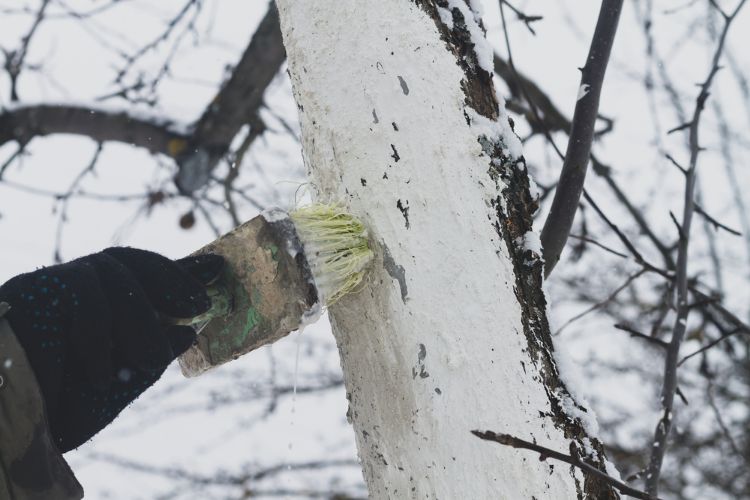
[173,204,373,377]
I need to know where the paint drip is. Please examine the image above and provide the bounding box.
[286,326,304,467]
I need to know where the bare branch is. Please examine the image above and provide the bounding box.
[691,288,750,335]
[0,104,187,156]
[493,54,570,135]
[555,268,646,334]
[589,157,675,269]
[53,143,103,262]
[664,153,687,176]
[0,177,154,202]
[175,1,286,192]
[644,1,748,494]
[46,0,128,20]
[706,378,745,461]
[113,0,202,85]
[0,2,287,198]
[0,143,28,178]
[694,203,741,236]
[677,327,743,366]
[495,15,674,272]
[666,121,691,134]
[498,0,542,35]
[581,191,645,265]
[614,324,669,348]
[569,233,629,259]
[472,431,659,500]
[222,116,266,226]
[540,0,624,276]
[668,210,686,241]
[87,451,359,487]
[4,0,51,101]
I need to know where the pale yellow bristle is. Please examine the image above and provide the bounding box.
[290,204,374,305]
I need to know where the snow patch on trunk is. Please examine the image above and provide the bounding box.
[445,0,493,73]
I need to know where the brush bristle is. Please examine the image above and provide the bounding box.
[290,204,374,305]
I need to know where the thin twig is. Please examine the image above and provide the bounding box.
[712,98,750,284]
[0,142,28,179]
[614,324,669,348]
[53,143,104,262]
[222,117,266,226]
[590,157,676,270]
[696,184,726,293]
[86,451,358,487]
[5,0,51,101]
[694,203,741,236]
[677,328,743,366]
[705,377,745,460]
[582,191,645,267]
[569,234,629,259]
[498,0,542,35]
[668,210,686,241]
[555,269,646,335]
[472,431,659,500]
[193,199,222,237]
[0,178,153,201]
[664,153,687,175]
[113,0,201,84]
[690,288,750,335]
[497,8,566,163]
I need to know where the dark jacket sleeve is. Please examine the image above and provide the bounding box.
[0,302,84,500]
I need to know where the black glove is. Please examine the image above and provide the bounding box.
[0,247,223,452]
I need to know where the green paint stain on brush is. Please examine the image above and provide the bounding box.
[235,306,261,348]
[269,243,280,261]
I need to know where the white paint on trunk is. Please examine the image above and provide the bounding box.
[277,1,585,497]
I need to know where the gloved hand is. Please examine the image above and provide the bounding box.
[0,247,224,452]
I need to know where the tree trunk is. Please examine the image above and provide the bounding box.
[276,1,617,498]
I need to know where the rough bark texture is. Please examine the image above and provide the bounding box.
[276,0,617,498]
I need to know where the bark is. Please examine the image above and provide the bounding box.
[175,2,286,192]
[0,104,186,156]
[276,1,617,498]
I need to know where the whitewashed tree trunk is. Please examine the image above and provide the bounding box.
[276,1,617,498]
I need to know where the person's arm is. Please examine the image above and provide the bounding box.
[0,248,222,497]
[1,302,84,500]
